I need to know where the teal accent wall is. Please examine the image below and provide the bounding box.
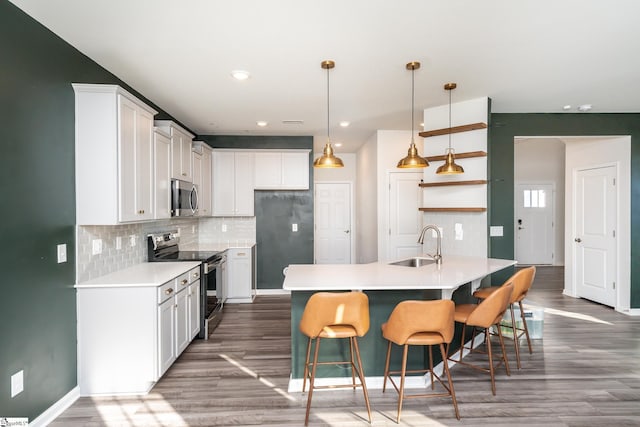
[198,135,315,289]
[489,113,640,308]
[0,1,187,419]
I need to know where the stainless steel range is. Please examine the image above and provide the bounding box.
[147,231,225,339]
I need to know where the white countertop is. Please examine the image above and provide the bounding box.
[180,242,255,252]
[283,255,516,298]
[75,262,202,288]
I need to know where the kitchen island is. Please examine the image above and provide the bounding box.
[283,255,516,391]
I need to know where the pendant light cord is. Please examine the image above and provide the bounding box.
[411,66,415,144]
[448,86,452,150]
[326,66,330,143]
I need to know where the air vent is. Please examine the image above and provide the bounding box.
[282,120,304,125]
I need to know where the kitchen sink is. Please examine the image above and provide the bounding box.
[389,257,436,267]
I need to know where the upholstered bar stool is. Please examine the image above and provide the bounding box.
[299,291,372,426]
[449,282,513,395]
[473,266,536,369]
[382,299,460,422]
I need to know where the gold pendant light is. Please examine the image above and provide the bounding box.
[436,82,464,174]
[313,60,344,168]
[397,61,428,168]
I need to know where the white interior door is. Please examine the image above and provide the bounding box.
[574,165,617,307]
[515,183,554,264]
[314,182,352,264]
[388,172,423,261]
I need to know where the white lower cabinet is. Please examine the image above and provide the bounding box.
[77,264,200,396]
[226,247,256,303]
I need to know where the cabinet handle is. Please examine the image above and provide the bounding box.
[237,252,246,256]
[165,288,174,295]
[181,279,188,285]
[193,273,199,279]
[182,173,187,176]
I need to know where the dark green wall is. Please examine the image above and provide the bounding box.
[0,1,187,419]
[489,113,640,308]
[198,135,315,289]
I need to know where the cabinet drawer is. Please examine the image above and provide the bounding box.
[176,271,191,291]
[189,267,201,283]
[158,280,177,304]
[231,250,249,259]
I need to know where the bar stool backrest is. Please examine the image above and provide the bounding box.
[467,282,514,328]
[299,291,370,338]
[509,266,536,302]
[383,299,455,344]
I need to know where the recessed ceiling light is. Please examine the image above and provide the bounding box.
[231,70,250,81]
[578,104,592,112]
[339,121,350,127]
[256,121,268,127]
[563,105,572,110]
[334,142,343,147]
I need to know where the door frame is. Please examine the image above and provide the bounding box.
[313,181,355,264]
[562,137,631,313]
[514,181,556,265]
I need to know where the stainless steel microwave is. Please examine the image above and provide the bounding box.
[171,179,198,217]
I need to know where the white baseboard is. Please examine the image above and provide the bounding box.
[287,335,484,393]
[30,386,79,427]
[618,308,640,316]
[255,288,290,295]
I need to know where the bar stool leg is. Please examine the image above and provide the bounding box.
[351,337,372,424]
[509,303,522,369]
[397,344,409,423]
[348,336,356,388]
[440,343,460,420]
[302,337,312,392]
[305,337,321,426]
[458,326,467,362]
[383,341,392,393]
[519,301,533,354]
[496,325,511,376]
[485,327,497,395]
[428,346,435,390]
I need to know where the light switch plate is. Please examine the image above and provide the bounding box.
[91,239,102,255]
[115,236,122,250]
[11,370,23,398]
[57,244,67,263]
[292,224,298,232]
[490,226,504,237]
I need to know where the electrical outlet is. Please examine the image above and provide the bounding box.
[11,370,23,398]
[57,244,67,263]
[91,239,102,255]
[115,236,122,250]
[129,235,137,247]
[222,224,228,233]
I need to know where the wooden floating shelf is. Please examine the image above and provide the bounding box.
[419,180,487,188]
[419,122,487,138]
[419,207,487,212]
[425,151,487,162]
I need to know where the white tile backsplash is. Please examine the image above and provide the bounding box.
[420,212,487,257]
[76,216,256,283]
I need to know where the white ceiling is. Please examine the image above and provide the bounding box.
[10,0,640,153]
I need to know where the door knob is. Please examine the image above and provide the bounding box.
[574,238,582,243]
[344,230,350,234]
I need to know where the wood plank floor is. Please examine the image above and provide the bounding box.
[51,267,640,426]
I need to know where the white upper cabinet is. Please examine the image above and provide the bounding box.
[212,150,254,216]
[153,128,172,220]
[73,84,157,225]
[193,141,212,217]
[154,121,195,182]
[254,150,310,190]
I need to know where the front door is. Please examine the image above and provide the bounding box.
[515,183,554,264]
[314,182,352,264]
[388,172,423,261]
[574,165,617,307]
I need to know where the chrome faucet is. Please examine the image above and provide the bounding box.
[418,225,442,265]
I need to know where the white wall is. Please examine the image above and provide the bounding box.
[515,138,566,265]
[313,152,357,182]
[376,130,419,260]
[421,97,489,257]
[564,136,631,312]
[356,135,378,263]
